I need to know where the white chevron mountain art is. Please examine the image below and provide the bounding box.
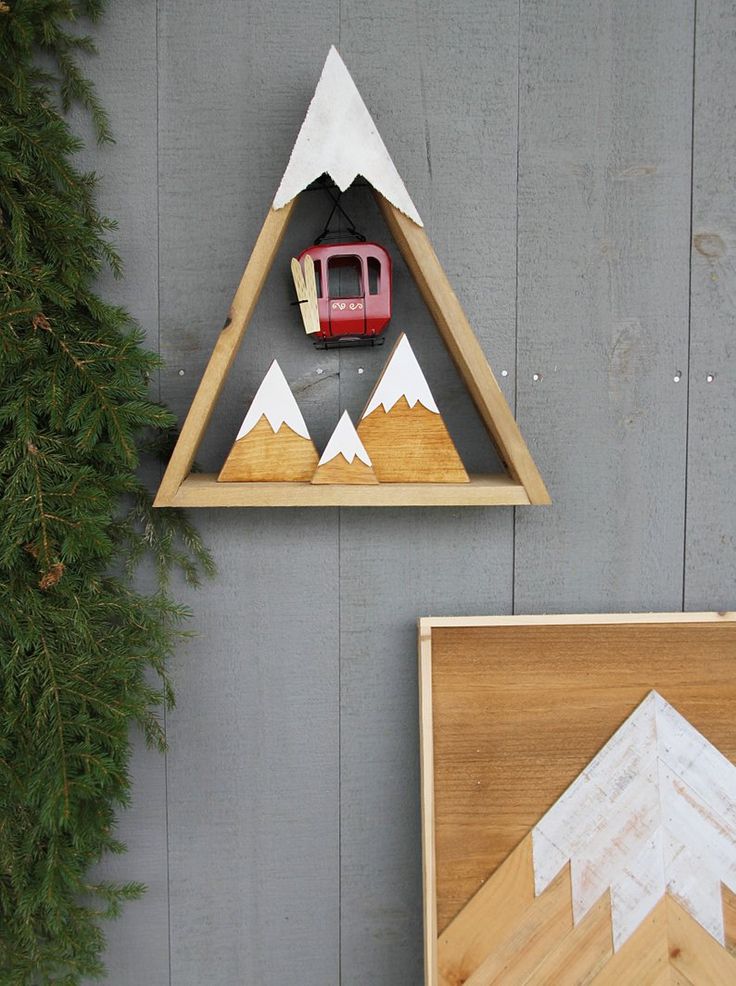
[531,690,736,951]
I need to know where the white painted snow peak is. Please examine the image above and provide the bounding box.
[530,690,736,951]
[318,411,372,466]
[362,333,439,418]
[235,360,310,441]
[273,46,423,226]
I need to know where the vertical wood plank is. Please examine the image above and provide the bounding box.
[514,0,695,614]
[684,0,736,610]
[336,3,520,981]
[75,2,168,982]
[157,2,341,983]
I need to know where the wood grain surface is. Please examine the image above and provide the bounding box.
[358,399,469,483]
[217,417,319,482]
[311,455,379,484]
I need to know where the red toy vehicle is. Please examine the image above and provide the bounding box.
[296,241,392,347]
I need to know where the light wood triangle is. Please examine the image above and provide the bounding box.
[154,48,549,509]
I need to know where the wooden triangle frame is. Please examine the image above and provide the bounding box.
[154,52,549,509]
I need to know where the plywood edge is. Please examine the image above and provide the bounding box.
[419,623,438,986]
[156,473,529,508]
[419,612,736,630]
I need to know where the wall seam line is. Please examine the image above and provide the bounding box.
[682,0,698,612]
[154,2,173,982]
[512,0,522,617]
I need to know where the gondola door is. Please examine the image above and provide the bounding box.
[325,253,366,339]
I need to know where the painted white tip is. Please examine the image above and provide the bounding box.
[235,360,310,441]
[318,410,372,466]
[273,47,422,226]
[530,690,736,951]
[362,333,439,418]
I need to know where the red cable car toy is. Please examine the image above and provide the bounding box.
[290,184,392,348]
[294,241,392,347]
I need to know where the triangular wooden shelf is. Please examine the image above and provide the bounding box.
[154,48,549,509]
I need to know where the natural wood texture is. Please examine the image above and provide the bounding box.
[668,967,696,986]
[461,864,573,985]
[311,455,378,485]
[161,472,529,507]
[374,191,549,504]
[666,896,736,984]
[437,836,535,986]
[423,616,736,933]
[290,255,320,335]
[589,899,669,985]
[218,417,318,482]
[721,884,736,956]
[524,891,612,985]
[420,624,440,986]
[358,399,469,483]
[440,864,736,986]
[155,203,295,503]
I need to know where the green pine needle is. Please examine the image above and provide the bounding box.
[0,2,214,981]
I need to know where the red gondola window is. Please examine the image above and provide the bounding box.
[367,257,381,295]
[328,256,363,299]
[313,259,323,298]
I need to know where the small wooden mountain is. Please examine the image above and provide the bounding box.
[312,412,378,485]
[357,333,469,483]
[218,361,318,482]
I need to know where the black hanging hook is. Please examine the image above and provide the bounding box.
[314,178,366,244]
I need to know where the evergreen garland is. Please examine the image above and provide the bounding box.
[0,1,213,981]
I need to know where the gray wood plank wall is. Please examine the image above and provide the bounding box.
[80,0,734,982]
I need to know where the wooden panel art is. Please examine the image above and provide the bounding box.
[418,613,736,986]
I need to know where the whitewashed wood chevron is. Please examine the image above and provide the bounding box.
[273,47,423,225]
[531,691,736,950]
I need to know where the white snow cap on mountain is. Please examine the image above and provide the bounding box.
[532,690,736,951]
[235,360,310,441]
[362,334,439,418]
[273,47,422,226]
[318,411,372,466]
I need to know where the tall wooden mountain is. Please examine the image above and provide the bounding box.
[218,361,318,482]
[357,334,468,483]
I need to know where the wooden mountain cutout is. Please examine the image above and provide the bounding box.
[311,411,378,485]
[218,360,318,482]
[357,334,468,483]
[154,47,548,508]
